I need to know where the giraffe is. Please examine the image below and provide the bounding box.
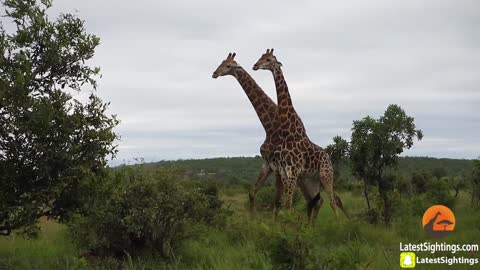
[253,49,348,221]
[423,211,441,233]
[212,52,324,220]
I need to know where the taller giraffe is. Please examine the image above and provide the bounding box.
[212,52,323,219]
[253,49,348,220]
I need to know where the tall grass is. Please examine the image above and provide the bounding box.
[0,218,87,270]
[1,191,479,269]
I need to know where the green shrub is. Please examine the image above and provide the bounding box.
[254,185,301,211]
[402,194,430,217]
[68,167,228,259]
[364,208,380,224]
[411,170,431,194]
[426,178,456,208]
[256,225,314,270]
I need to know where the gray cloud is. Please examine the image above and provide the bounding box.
[38,0,480,164]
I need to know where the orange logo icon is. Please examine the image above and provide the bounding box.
[422,205,455,238]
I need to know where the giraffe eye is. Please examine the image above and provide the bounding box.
[226,65,232,68]
[266,59,271,62]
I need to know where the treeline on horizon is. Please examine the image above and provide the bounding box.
[135,156,475,186]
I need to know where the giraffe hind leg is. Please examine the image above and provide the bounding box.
[297,177,321,223]
[319,170,338,218]
[311,193,324,225]
[308,192,324,224]
[334,192,349,219]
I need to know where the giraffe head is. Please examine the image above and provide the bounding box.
[212,52,241,78]
[252,49,282,71]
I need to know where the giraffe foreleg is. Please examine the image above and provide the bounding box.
[273,172,283,221]
[283,166,300,209]
[249,163,272,216]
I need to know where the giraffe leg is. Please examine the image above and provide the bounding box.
[249,163,272,216]
[296,177,312,219]
[333,192,349,219]
[273,172,283,221]
[297,177,320,224]
[310,193,324,225]
[319,169,338,218]
[283,167,300,210]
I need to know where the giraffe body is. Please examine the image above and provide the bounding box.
[253,49,347,220]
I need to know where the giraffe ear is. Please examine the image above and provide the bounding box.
[277,61,283,67]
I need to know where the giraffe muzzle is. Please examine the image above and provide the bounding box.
[212,73,219,79]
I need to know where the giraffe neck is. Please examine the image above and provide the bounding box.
[271,65,305,138]
[234,67,277,135]
[272,66,293,111]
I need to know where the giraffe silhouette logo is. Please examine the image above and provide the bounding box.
[422,205,455,238]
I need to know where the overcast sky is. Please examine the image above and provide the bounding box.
[43,0,480,164]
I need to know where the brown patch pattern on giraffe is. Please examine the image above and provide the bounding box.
[253,49,348,221]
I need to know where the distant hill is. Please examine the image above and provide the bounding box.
[138,156,474,185]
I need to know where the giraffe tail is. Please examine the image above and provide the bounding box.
[334,192,349,219]
[307,192,323,222]
[308,193,321,211]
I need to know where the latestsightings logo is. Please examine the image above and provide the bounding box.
[422,205,455,238]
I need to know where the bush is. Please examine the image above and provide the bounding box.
[256,225,314,270]
[411,170,432,194]
[254,185,301,211]
[426,178,456,208]
[364,208,380,224]
[68,167,228,259]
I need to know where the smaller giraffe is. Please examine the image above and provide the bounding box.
[253,49,348,221]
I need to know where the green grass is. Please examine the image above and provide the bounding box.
[0,218,88,270]
[1,191,479,269]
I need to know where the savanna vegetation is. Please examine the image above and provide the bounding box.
[1,1,479,270]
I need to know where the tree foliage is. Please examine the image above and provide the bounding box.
[349,104,423,224]
[326,135,349,179]
[68,167,228,259]
[471,159,480,207]
[0,0,118,236]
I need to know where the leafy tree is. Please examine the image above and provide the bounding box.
[411,170,432,194]
[432,167,447,179]
[326,135,349,179]
[394,174,411,198]
[349,115,377,212]
[0,0,118,236]
[471,159,480,207]
[425,177,455,208]
[350,104,423,224]
[449,176,466,198]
